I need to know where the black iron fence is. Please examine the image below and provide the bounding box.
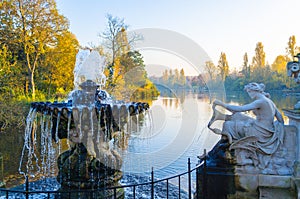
[0,155,212,199]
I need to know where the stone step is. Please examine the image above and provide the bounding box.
[259,187,295,199]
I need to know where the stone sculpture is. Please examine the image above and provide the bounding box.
[286,53,300,109]
[287,53,300,83]
[207,82,295,174]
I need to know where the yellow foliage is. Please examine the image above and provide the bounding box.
[272,55,287,73]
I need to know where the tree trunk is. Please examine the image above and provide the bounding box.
[30,71,35,100]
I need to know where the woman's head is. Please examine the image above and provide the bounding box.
[244,82,270,98]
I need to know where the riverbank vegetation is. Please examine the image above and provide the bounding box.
[0,1,159,132]
[150,36,300,93]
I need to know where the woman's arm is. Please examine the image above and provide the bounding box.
[213,99,260,113]
[275,108,284,124]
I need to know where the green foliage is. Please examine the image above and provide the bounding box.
[224,64,297,91]
[217,52,229,81]
[0,45,19,97]
[103,50,159,100]
[0,0,70,100]
[154,68,187,89]
[0,97,29,132]
[216,38,299,92]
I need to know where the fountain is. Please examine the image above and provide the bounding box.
[18,49,150,198]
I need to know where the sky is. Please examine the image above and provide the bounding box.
[56,0,300,76]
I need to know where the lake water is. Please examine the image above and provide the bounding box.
[0,90,298,194]
[121,90,298,175]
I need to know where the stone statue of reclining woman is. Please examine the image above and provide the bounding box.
[208,82,285,169]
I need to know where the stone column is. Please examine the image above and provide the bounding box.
[283,109,300,177]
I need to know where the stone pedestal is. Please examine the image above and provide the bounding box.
[283,109,300,177]
[197,123,298,198]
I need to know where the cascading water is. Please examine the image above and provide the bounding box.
[17,49,150,199]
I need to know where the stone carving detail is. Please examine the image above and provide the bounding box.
[287,53,300,83]
[208,82,296,174]
[287,53,300,109]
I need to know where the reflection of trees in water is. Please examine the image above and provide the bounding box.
[0,128,24,175]
[161,98,182,109]
[0,101,30,187]
[159,88,186,109]
[226,91,299,111]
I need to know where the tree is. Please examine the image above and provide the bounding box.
[100,14,141,89]
[179,68,186,86]
[40,31,79,98]
[168,69,175,86]
[162,69,169,83]
[205,60,217,80]
[100,14,128,63]
[252,42,266,68]
[174,68,180,86]
[0,1,20,49]
[0,45,21,97]
[272,55,287,73]
[122,51,147,89]
[217,52,229,81]
[286,35,300,61]
[241,52,250,78]
[1,0,69,99]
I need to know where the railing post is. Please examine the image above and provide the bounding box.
[188,158,191,199]
[178,175,181,199]
[196,159,200,199]
[166,179,169,199]
[151,167,154,199]
[0,154,3,183]
[25,175,29,199]
[203,149,207,199]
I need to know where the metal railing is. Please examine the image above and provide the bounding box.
[0,153,4,189]
[0,154,208,199]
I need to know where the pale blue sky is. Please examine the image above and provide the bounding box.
[56,0,300,75]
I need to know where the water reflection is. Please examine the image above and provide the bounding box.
[225,91,298,110]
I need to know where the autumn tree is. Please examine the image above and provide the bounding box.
[174,68,180,83]
[168,69,175,86]
[204,60,217,80]
[286,35,300,61]
[272,55,287,73]
[107,58,126,99]
[217,52,229,81]
[39,31,79,98]
[252,42,266,68]
[162,69,169,83]
[241,52,250,78]
[0,0,69,99]
[179,68,186,86]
